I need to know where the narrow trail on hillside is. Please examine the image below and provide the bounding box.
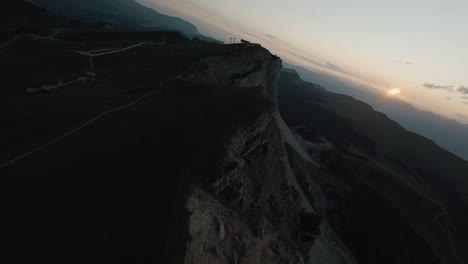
[74,42,145,57]
[0,85,163,170]
[74,42,145,71]
[73,36,166,71]
[0,30,63,50]
[1,34,204,170]
[26,36,165,92]
[0,36,19,49]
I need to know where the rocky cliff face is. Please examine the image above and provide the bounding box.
[183,45,356,264]
[185,113,312,263]
[187,45,282,103]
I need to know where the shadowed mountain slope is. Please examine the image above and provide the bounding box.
[285,62,468,161]
[37,0,199,36]
[0,0,82,32]
[278,68,468,264]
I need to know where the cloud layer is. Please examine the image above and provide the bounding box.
[422,83,453,91]
[457,86,468,94]
[397,60,413,65]
[286,51,354,76]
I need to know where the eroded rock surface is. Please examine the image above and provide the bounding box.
[184,45,322,264]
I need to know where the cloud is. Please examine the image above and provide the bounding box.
[243,31,257,37]
[464,102,468,105]
[463,96,468,100]
[445,96,452,100]
[325,62,347,74]
[397,60,414,65]
[457,86,468,94]
[324,62,358,77]
[456,113,468,124]
[265,34,278,40]
[422,83,453,91]
[285,50,358,78]
[216,18,236,27]
[286,51,324,67]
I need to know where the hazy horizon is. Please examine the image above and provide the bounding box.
[140,0,468,124]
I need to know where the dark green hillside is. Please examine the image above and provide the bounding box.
[0,0,83,32]
[38,0,199,36]
[0,31,271,263]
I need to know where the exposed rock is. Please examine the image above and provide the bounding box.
[185,111,314,263]
[185,45,323,264]
[186,188,302,264]
[188,45,282,103]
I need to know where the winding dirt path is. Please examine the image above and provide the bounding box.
[0,36,19,49]
[0,86,162,170]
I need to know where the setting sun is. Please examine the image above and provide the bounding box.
[388,88,401,96]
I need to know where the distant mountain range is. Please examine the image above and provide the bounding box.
[285,62,468,161]
[0,0,82,32]
[279,68,468,264]
[35,0,199,36]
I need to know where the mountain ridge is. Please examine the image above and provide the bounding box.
[279,68,468,264]
[284,62,468,161]
[36,0,199,36]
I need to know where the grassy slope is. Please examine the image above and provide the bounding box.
[0,31,271,263]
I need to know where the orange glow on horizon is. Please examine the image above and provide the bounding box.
[388,88,401,96]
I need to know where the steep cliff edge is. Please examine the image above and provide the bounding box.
[183,57,468,264]
[182,45,357,264]
[187,45,282,103]
[183,45,314,263]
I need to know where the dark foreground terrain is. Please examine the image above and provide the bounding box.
[0,30,275,263]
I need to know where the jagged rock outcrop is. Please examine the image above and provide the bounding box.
[184,45,322,264]
[188,45,282,103]
[185,112,321,264]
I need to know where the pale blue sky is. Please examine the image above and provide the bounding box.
[142,0,468,121]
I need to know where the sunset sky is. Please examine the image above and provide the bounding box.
[140,0,468,122]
